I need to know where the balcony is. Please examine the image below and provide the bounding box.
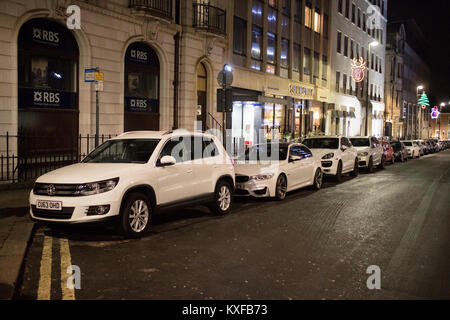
[193,3,226,36]
[129,0,172,21]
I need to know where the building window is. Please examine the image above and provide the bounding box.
[233,17,247,55]
[337,31,342,53]
[363,13,366,31]
[322,55,327,80]
[357,8,361,28]
[293,43,300,71]
[350,39,354,59]
[282,0,291,16]
[343,73,347,93]
[281,38,289,68]
[251,25,263,60]
[305,1,312,29]
[252,0,263,26]
[344,36,348,57]
[268,0,277,8]
[268,6,277,33]
[336,71,341,92]
[351,3,356,23]
[294,0,302,23]
[267,32,276,65]
[303,47,311,75]
[338,0,343,14]
[313,51,319,78]
[323,14,329,38]
[314,9,321,33]
[345,0,350,19]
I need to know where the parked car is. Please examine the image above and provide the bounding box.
[29,130,235,237]
[401,140,421,158]
[381,140,395,164]
[390,140,408,162]
[302,136,359,182]
[234,142,322,201]
[424,140,433,154]
[438,140,446,151]
[349,136,385,173]
[426,139,439,153]
[413,140,426,156]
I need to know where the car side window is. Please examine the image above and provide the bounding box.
[290,145,312,160]
[159,136,192,163]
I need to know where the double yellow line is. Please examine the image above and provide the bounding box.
[37,236,76,300]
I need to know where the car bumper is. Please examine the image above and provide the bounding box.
[29,190,122,224]
[321,160,338,175]
[357,156,369,167]
[234,179,275,198]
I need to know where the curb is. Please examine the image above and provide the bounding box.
[0,216,35,300]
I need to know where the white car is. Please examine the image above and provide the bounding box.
[234,142,323,201]
[413,140,426,156]
[349,136,385,173]
[401,140,421,158]
[29,130,235,237]
[302,136,359,182]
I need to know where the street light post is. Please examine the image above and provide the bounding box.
[365,41,379,136]
[417,85,423,139]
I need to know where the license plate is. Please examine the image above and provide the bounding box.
[36,200,62,211]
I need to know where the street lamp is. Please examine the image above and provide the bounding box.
[365,41,379,136]
[417,85,424,139]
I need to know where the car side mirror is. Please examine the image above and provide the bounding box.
[289,155,302,162]
[158,155,176,167]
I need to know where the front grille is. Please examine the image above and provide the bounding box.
[235,189,250,195]
[359,161,367,166]
[321,161,333,168]
[33,183,80,196]
[31,205,74,220]
[235,175,250,183]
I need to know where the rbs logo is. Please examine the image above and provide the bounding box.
[34,91,60,104]
[130,99,147,109]
[33,28,59,44]
[130,49,148,62]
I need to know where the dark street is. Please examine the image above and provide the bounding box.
[17,150,450,300]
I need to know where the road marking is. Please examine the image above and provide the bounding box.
[60,238,76,300]
[37,236,52,300]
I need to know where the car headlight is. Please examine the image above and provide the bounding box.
[78,178,119,196]
[358,152,369,157]
[250,174,275,181]
[322,153,334,160]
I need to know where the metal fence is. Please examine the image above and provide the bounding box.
[0,133,116,183]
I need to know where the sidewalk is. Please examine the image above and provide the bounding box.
[0,188,34,299]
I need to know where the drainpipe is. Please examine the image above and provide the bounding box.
[173,31,180,129]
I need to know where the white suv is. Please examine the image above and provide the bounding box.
[349,136,385,173]
[401,140,421,158]
[302,136,359,182]
[29,130,235,237]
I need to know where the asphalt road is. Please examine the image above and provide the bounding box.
[17,150,450,300]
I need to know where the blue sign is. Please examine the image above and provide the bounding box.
[125,97,158,113]
[18,88,77,109]
[84,68,97,82]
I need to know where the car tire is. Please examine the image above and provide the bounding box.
[118,192,152,238]
[378,155,385,170]
[313,168,323,190]
[274,174,288,201]
[368,157,375,173]
[335,161,343,182]
[210,180,232,215]
[351,158,359,177]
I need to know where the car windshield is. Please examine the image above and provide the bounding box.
[241,144,288,161]
[82,139,161,164]
[391,142,402,151]
[349,138,370,147]
[302,138,339,149]
[403,142,413,146]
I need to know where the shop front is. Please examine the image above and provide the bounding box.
[17,18,79,157]
[370,101,385,137]
[327,96,362,137]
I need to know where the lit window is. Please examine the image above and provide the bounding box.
[314,10,321,33]
[305,3,312,28]
[266,64,275,74]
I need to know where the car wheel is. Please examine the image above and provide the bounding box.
[368,157,375,173]
[119,192,152,238]
[210,180,232,215]
[335,161,343,182]
[351,158,359,177]
[378,155,385,170]
[313,168,323,190]
[275,174,287,201]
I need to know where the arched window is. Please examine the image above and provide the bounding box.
[196,62,207,130]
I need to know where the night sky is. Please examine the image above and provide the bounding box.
[388,0,450,104]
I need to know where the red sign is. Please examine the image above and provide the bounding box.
[351,57,367,83]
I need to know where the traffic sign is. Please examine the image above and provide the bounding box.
[84,68,97,82]
[95,72,104,81]
[217,70,233,88]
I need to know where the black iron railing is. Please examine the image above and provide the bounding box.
[0,133,116,183]
[129,0,172,20]
[193,3,226,35]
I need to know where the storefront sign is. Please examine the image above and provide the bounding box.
[288,84,314,98]
[351,57,367,83]
[125,97,159,113]
[126,43,158,65]
[32,27,60,46]
[18,88,77,109]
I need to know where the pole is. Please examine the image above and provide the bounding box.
[95,88,99,147]
[222,71,226,147]
[365,46,371,136]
